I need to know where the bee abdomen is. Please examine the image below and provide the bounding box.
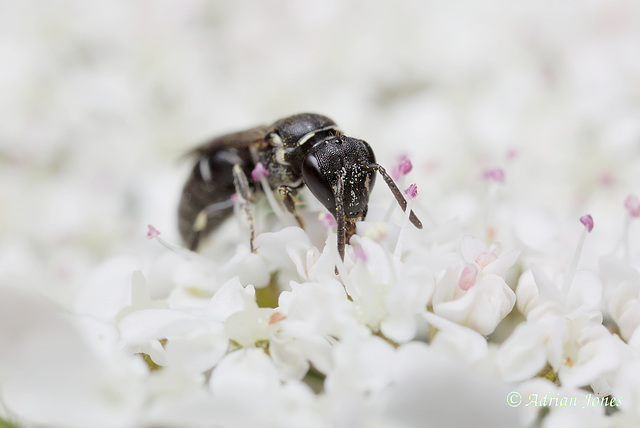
[178,147,255,250]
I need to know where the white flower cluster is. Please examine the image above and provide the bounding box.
[3,180,640,427]
[2,0,640,427]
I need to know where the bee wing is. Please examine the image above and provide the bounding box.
[180,125,270,160]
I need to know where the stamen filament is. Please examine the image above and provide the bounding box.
[394,184,418,263]
[619,194,640,262]
[384,157,412,222]
[259,176,288,224]
[563,215,593,292]
[481,168,504,243]
[393,198,412,263]
[622,214,632,263]
[146,225,211,263]
[251,162,289,225]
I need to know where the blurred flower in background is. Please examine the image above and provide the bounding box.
[2,0,640,427]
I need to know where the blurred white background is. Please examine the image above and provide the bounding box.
[1,0,640,306]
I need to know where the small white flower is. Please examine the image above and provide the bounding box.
[216,246,271,289]
[278,279,358,340]
[224,307,273,347]
[512,268,620,389]
[497,320,549,382]
[432,235,518,335]
[517,266,604,322]
[254,226,317,286]
[423,311,489,365]
[210,277,336,380]
[119,306,228,374]
[343,236,434,343]
[558,315,619,389]
[207,348,321,428]
[599,255,640,343]
[268,315,335,379]
[206,276,258,321]
[324,330,396,395]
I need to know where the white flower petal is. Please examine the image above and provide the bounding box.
[278,280,357,339]
[565,270,603,318]
[209,348,281,394]
[530,265,563,305]
[223,307,273,347]
[379,340,520,428]
[460,234,489,263]
[119,309,205,345]
[75,256,140,320]
[1,287,145,428]
[269,319,335,379]
[380,284,421,343]
[515,269,539,316]
[612,360,640,413]
[497,322,547,382]
[423,311,488,364]
[324,332,396,395]
[255,226,312,270]
[466,274,516,335]
[163,327,228,374]
[558,320,620,389]
[483,249,520,277]
[206,277,256,321]
[217,247,271,288]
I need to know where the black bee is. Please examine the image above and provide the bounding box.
[178,113,422,262]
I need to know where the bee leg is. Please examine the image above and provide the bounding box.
[278,186,305,228]
[335,173,346,262]
[232,164,257,252]
[331,173,347,275]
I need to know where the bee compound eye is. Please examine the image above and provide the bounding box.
[301,153,337,214]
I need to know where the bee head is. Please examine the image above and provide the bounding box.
[301,136,377,221]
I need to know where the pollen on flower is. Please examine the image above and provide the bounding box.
[392,155,413,180]
[391,155,413,181]
[353,247,367,263]
[475,252,497,269]
[251,162,269,181]
[404,183,418,199]
[482,168,505,183]
[580,214,594,233]
[624,194,640,217]
[366,222,388,241]
[458,264,479,290]
[269,312,286,325]
[146,224,160,239]
[485,226,497,244]
[318,212,337,228]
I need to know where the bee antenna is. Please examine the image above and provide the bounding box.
[370,163,423,229]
